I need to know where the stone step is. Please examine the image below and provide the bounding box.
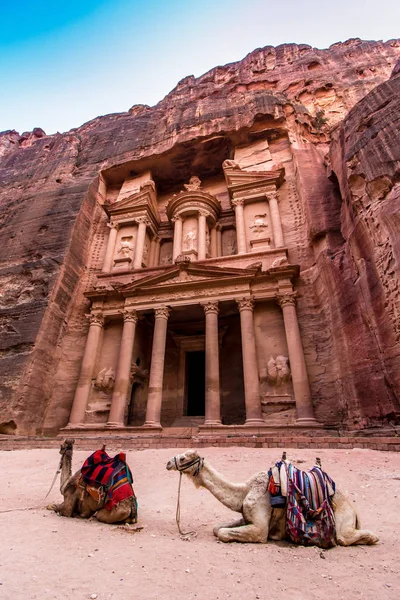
[0,434,399,452]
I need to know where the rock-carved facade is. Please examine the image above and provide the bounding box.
[65,158,317,433]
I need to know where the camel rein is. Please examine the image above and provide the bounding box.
[0,447,67,514]
[174,456,203,540]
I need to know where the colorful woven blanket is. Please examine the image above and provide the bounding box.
[268,460,336,548]
[81,449,136,511]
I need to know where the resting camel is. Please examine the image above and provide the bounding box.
[47,439,137,524]
[166,449,379,546]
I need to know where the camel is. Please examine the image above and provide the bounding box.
[166,449,379,546]
[47,439,137,524]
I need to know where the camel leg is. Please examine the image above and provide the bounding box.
[46,496,77,518]
[217,486,271,543]
[333,491,379,546]
[94,499,135,524]
[213,518,245,537]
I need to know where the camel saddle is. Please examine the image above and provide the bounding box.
[81,448,136,511]
[268,460,336,548]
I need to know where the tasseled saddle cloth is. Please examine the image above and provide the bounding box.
[81,449,137,512]
[268,460,336,548]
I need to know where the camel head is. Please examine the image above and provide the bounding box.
[59,438,75,458]
[166,449,203,476]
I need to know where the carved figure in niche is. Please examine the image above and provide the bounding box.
[183,229,197,251]
[160,252,173,265]
[267,355,291,386]
[143,240,150,264]
[250,214,268,237]
[184,176,201,191]
[94,367,115,393]
[117,236,134,257]
[206,228,210,256]
[224,233,237,256]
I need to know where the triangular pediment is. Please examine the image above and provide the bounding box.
[119,262,261,295]
[223,165,285,192]
[104,182,159,222]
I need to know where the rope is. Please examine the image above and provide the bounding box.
[0,452,64,514]
[175,472,197,540]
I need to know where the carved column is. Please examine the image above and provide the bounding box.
[172,216,183,262]
[232,199,247,254]
[210,226,218,258]
[67,312,104,427]
[267,191,284,248]
[198,210,207,260]
[203,301,221,425]
[216,224,222,257]
[133,217,147,270]
[107,309,138,427]
[144,306,170,427]
[236,298,264,425]
[102,222,118,272]
[277,293,317,424]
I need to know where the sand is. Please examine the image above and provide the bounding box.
[1,446,399,600]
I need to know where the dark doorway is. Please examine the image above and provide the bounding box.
[186,351,205,416]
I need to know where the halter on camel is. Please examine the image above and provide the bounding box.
[174,455,204,539]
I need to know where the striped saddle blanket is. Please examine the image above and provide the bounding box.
[268,460,336,548]
[81,449,136,511]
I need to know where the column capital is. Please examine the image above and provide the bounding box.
[266,190,279,202]
[171,214,183,223]
[231,198,245,208]
[107,221,119,230]
[236,297,255,312]
[277,292,297,308]
[123,308,138,323]
[198,209,209,218]
[87,311,104,326]
[203,301,219,315]
[154,305,170,320]
[135,216,149,226]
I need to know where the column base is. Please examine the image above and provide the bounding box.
[64,422,84,429]
[106,421,125,428]
[244,418,266,426]
[143,421,162,429]
[295,417,320,427]
[203,420,222,426]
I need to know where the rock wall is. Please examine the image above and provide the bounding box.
[0,38,399,434]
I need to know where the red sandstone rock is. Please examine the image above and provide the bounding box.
[0,39,399,435]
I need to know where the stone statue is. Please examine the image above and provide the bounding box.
[184,176,201,191]
[183,229,197,251]
[267,355,291,386]
[94,367,115,393]
[117,237,134,257]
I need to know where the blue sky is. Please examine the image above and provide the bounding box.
[1,0,399,135]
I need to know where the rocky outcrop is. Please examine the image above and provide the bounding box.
[0,38,399,434]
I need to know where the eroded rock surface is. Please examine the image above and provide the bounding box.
[0,38,399,434]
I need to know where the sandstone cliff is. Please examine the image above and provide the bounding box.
[0,38,399,434]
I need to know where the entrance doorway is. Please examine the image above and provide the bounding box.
[185,351,205,416]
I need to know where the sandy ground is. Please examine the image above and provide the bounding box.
[0,446,399,600]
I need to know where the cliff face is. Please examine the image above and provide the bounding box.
[0,38,399,434]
